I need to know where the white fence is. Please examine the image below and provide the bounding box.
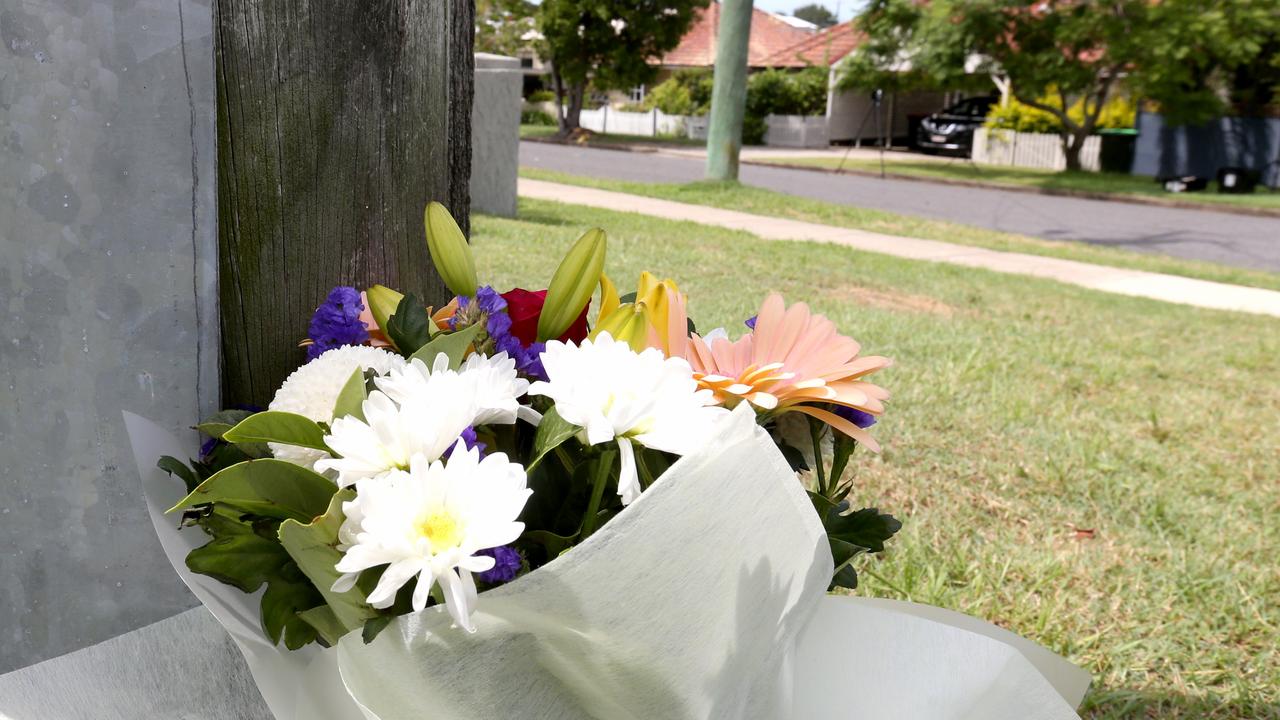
[575,107,687,137]
[764,115,829,148]
[972,128,1101,171]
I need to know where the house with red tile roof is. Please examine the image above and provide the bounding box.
[655,2,816,70]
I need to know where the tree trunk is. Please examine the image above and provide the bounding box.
[551,62,566,129]
[1061,131,1085,172]
[562,82,586,132]
[215,0,473,408]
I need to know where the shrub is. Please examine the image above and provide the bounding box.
[985,95,1137,134]
[643,79,695,116]
[743,67,829,144]
[527,89,555,103]
[521,109,556,126]
[617,102,648,113]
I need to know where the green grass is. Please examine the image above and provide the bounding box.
[473,199,1280,719]
[519,123,705,147]
[753,156,1280,212]
[521,167,1280,294]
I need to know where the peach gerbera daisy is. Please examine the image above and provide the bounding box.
[684,293,891,450]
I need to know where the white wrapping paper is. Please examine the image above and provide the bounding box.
[0,408,1089,720]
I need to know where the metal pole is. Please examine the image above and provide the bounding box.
[705,0,754,181]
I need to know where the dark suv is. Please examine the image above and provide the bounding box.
[917,96,997,156]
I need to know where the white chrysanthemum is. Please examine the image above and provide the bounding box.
[315,390,478,488]
[375,352,537,428]
[528,333,728,505]
[267,346,406,468]
[333,446,530,631]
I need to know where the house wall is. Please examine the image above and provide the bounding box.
[827,88,950,144]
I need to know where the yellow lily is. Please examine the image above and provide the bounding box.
[590,271,689,357]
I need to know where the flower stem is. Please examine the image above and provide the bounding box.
[810,418,828,496]
[581,447,616,539]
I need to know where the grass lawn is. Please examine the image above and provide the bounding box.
[473,198,1280,719]
[521,167,1280,294]
[752,156,1280,213]
[519,123,705,147]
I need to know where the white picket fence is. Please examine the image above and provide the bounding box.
[764,115,829,148]
[973,128,1101,171]
[575,107,687,137]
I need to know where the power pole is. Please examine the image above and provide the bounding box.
[215,0,472,407]
[705,0,754,181]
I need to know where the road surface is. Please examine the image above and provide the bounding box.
[519,141,1280,272]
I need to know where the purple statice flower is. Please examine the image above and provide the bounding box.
[456,286,548,381]
[444,427,486,459]
[745,315,757,330]
[307,286,369,360]
[475,546,522,584]
[199,436,218,460]
[835,405,877,429]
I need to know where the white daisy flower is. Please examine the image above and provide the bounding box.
[375,352,537,428]
[267,346,405,469]
[314,390,477,488]
[527,333,728,505]
[333,445,530,632]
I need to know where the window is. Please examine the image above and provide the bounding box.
[628,85,646,103]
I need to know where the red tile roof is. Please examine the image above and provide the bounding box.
[759,21,863,68]
[657,2,815,68]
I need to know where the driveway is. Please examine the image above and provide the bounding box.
[519,141,1280,272]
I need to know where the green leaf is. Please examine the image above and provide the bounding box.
[195,409,256,439]
[361,615,395,645]
[261,567,324,650]
[222,411,329,452]
[278,489,378,634]
[523,529,578,557]
[831,563,859,590]
[825,505,902,554]
[186,519,290,593]
[538,227,607,341]
[528,407,581,470]
[408,321,485,370]
[169,459,336,522]
[299,606,349,647]
[157,455,200,493]
[424,201,479,298]
[778,443,810,473]
[386,293,433,354]
[332,368,368,422]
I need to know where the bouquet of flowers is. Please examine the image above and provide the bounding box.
[113,203,1088,719]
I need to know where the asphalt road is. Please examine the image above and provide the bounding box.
[519,141,1280,272]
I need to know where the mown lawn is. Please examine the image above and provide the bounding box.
[751,156,1280,213]
[520,167,1280,294]
[473,198,1280,719]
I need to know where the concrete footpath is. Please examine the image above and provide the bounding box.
[519,178,1280,319]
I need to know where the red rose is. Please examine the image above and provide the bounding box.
[501,288,589,345]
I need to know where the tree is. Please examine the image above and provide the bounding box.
[842,0,1152,171]
[537,0,710,133]
[476,0,537,58]
[1131,0,1280,122]
[794,3,838,28]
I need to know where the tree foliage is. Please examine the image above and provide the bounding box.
[476,0,538,58]
[537,0,710,131]
[793,3,839,28]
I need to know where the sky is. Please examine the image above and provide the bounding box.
[754,0,864,24]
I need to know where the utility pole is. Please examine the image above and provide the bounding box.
[215,0,471,407]
[705,0,754,181]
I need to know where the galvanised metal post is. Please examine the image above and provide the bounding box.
[705,0,753,181]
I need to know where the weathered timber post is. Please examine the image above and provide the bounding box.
[216,0,473,407]
[705,0,753,181]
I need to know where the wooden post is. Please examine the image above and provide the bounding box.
[705,0,753,181]
[215,0,473,407]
